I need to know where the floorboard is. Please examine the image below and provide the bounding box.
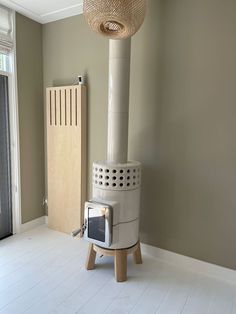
[0,225,235,314]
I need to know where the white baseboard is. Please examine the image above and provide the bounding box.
[20,216,47,233]
[141,243,236,285]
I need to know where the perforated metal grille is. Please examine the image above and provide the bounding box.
[83,0,147,39]
[93,162,141,191]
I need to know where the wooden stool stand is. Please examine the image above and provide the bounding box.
[86,241,142,282]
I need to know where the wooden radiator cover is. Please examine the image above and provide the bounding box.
[46,85,87,234]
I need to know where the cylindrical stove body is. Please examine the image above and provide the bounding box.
[91,161,141,249]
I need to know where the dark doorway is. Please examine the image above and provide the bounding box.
[0,74,12,239]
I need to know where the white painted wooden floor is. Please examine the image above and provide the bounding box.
[0,225,235,314]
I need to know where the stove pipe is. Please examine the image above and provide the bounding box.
[107,39,131,164]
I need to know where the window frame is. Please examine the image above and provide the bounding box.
[0,53,10,72]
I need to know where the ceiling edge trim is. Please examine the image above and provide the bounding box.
[41,3,83,24]
[0,0,83,24]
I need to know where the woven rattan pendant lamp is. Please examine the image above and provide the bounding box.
[83,0,147,39]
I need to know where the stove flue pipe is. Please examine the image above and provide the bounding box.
[107,39,131,164]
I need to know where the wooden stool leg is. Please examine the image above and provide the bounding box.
[133,241,142,264]
[86,243,96,270]
[114,250,127,282]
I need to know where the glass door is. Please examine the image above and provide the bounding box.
[0,74,12,239]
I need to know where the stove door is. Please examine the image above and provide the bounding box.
[84,201,112,247]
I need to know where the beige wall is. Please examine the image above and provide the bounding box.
[43,0,236,269]
[156,0,236,270]
[16,13,45,223]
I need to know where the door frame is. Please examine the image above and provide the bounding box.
[0,14,21,234]
[0,72,21,234]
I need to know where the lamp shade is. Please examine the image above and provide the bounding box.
[83,0,147,39]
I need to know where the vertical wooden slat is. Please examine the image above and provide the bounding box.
[54,90,57,126]
[59,90,62,126]
[51,89,56,126]
[65,88,70,126]
[55,90,60,126]
[60,89,65,126]
[77,87,82,128]
[71,87,76,126]
[50,90,52,126]
[46,89,51,126]
[75,87,78,126]
[69,88,72,126]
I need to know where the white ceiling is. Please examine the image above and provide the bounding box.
[0,0,83,24]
